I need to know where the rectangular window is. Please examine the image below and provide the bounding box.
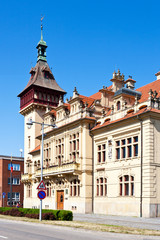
[120,175,134,196]
[128,146,132,157]
[116,136,138,160]
[134,144,138,156]
[102,151,106,162]
[97,144,106,163]
[131,183,134,196]
[69,133,79,162]
[8,178,20,185]
[120,183,122,196]
[122,147,126,158]
[8,192,20,201]
[116,148,120,159]
[97,178,107,197]
[8,164,20,171]
[98,152,101,163]
[125,183,129,195]
[70,180,80,197]
[116,140,120,146]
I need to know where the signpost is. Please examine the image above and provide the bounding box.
[2,192,6,207]
[37,180,47,190]
[37,190,46,200]
[37,179,46,220]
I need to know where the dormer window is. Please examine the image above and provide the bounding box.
[31,73,35,80]
[44,71,49,79]
[117,101,121,111]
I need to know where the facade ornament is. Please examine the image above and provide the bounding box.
[148,89,153,107]
[101,108,105,117]
[113,70,116,79]
[85,102,88,109]
[135,95,139,105]
[153,90,158,100]
[149,89,153,98]
[58,95,63,106]
[111,105,114,114]
[73,87,79,98]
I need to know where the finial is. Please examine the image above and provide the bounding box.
[40,15,44,41]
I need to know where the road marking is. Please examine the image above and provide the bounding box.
[0,236,8,239]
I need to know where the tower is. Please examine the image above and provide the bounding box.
[18,25,66,173]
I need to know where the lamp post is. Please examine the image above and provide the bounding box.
[26,120,55,221]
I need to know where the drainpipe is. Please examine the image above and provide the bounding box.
[89,131,94,213]
[137,115,143,217]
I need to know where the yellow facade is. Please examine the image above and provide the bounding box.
[20,33,160,217]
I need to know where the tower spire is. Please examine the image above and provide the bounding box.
[36,16,47,62]
[41,16,44,41]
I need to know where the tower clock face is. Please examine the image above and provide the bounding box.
[27,117,32,129]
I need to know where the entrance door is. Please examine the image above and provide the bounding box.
[57,190,64,210]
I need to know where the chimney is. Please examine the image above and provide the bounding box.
[155,71,160,80]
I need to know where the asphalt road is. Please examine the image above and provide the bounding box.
[0,219,160,240]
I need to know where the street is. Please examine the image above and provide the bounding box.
[0,219,160,240]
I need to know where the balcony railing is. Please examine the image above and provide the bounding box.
[35,162,81,177]
[21,173,33,182]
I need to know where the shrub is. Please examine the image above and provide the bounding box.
[42,212,56,220]
[57,210,73,221]
[2,208,24,217]
[25,213,39,219]
[0,207,72,221]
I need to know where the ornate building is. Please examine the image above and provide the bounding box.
[20,27,160,217]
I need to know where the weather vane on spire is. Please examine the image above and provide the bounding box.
[40,15,45,40]
[41,15,44,28]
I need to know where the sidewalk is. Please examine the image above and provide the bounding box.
[73,213,160,231]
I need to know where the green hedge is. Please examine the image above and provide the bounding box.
[0,207,73,221]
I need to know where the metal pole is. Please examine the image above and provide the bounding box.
[39,122,44,221]
[10,156,12,207]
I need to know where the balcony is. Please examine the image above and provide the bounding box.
[21,173,33,182]
[35,162,81,177]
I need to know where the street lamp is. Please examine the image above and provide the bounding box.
[26,120,56,221]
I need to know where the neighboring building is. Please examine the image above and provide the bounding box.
[20,26,160,217]
[0,155,24,207]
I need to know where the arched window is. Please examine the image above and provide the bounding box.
[119,175,134,196]
[117,101,121,110]
[97,177,107,196]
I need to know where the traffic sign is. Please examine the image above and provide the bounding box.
[2,192,6,196]
[37,180,46,190]
[37,190,46,200]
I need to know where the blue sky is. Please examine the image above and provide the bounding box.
[1,0,160,156]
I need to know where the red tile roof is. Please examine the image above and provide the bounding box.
[50,109,57,115]
[90,85,112,99]
[92,107,160,131]
[79,95,95,108]
[137,79,160,103]
[30,145,40,154]
[89,91,101,99]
